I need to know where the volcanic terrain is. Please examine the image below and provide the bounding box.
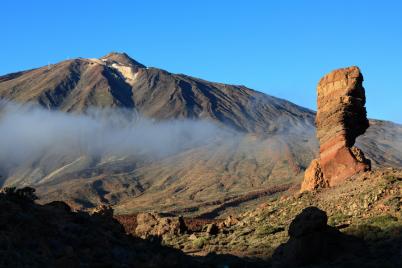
[0,53,401,216]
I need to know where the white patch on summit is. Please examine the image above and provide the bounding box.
[110,63,139,85]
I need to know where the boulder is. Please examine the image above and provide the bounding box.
[288,206,327,238]
[272,207,365,267]
[135,212,186,239]
[91,204,114,217]
[224,215,239,227]
[45,201,71,212]
[205,223,219,235]
[301,159,327,191]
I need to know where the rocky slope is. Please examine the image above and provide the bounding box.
[123,168,402,267]
[0,187,197,268]
[2,168,400,267]
[0,53,401,215]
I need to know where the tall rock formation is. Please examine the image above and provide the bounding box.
[301,66,371,192]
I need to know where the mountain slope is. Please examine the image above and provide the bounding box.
[0,52,400,214]
[0,52,314,133]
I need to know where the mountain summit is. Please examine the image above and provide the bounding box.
[100,52,146,69]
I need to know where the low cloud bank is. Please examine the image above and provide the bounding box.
[0,101,234,171]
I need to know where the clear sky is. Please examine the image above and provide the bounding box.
[2,1,401,123]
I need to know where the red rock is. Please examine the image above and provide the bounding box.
[301,159,327,191]
[301,67,371,192]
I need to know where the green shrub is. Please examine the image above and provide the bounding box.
[192,237,207,249]
[255,225,284,237]
[328,213,349,226]
[384,197,401,212]
[345,214,401,241]
[367,214,398,228]
[345,224,383,240]
[383,175,402,184]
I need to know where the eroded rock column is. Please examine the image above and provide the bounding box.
[301,66,371,192]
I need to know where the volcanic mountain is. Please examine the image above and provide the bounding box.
[0,52,401,215]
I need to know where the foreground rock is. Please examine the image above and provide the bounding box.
[301,66,371,191]
[135,212,187,239]
[0,187,198,268]
[272,207,365,267]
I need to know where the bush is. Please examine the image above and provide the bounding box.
[345,214,401,241]
[328,213,349,227]
[0,187,38,202]
[192,237,207,249]
[255,225,284,237]
[345,224,383,240]
[383,175,402,184]
[367,214,398,228]
[384,197,401,212]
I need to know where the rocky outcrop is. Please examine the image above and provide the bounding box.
[205,223,219,235]
[90,204,114,217]
[272,207,365,267]
[301,66,371,191]
[301,159,328,191]
[0,187,199,268]
[135,212,187,239]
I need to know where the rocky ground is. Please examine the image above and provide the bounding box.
[0,167,400,267]
[0,187,203,268]
[119,168,402,267]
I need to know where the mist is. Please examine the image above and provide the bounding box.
[0,101,235,172]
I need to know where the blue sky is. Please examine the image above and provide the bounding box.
[2,1,401,123]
